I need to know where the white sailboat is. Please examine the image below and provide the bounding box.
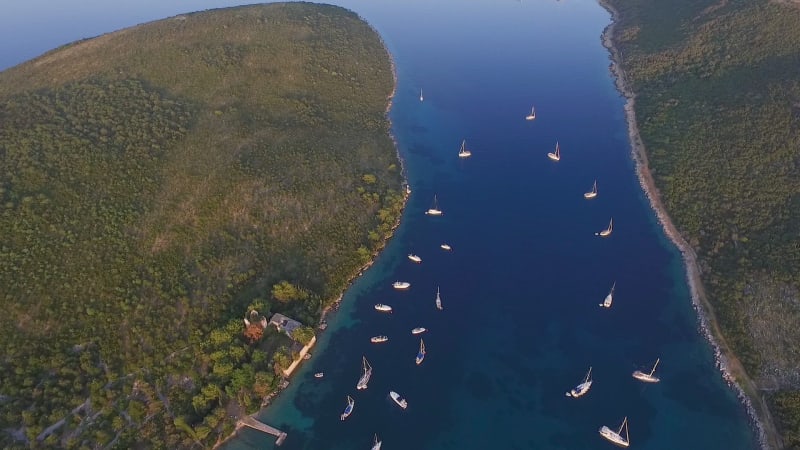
[425,195,443,216]
[547,141,561,161]
[415,339,426,365]
[340,395,355,421]
[440,243,452,251]
[599,417,630,448]
[600,282,615,308]
[435,286,443,310]
[411,327,427,335]
[584,180,598,199]
[525,106,536,121]
[356,356,373,390]
[566,366,593,398]
[419,88,424,102]
[372,434,382,450]
[597,217,613,237]
[458,139,472,158]
[632,358,661,383]
[389,390,408,409]
[408,254,422,263]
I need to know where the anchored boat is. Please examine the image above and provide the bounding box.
[374,304,392,313]
[547,141,561,161]
[372,433,382,450]
[440,243,452,251]
[415,339,426,365]
[435,286,443,310]
[370,335,389,344]
[393,281,411,290]
[632,358,661,383]
[425,195,443,216]
[599,417,630,448]
[458,139,472,158]
[356,356,373,390]
[584,180,598,199]
[408,254,422,263]
[411,327,427,335]
[525,106,536,121]
[566,366,593,398]
[597,217,613,237]
[340,395,355,421]
[600,282,615,308]
[389,390,408,409]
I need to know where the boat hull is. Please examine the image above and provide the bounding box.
[599,427,629,447]
[547,153,560,161]
[584,192,597,199]
[632,371,660,383]
[426,209,443,216]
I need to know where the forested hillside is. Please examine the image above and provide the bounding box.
[603,0,800,447]
[0,3,402,448]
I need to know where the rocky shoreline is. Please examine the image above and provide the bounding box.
[596,1,774,448]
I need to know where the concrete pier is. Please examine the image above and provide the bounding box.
[239,416,287,446]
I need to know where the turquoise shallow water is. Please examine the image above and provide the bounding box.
[0,1,759,449]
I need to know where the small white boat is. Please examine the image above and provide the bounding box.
[440,243,452,251]
[389,390,408,409]
[406,184,411,195]
[370,335,389,344]
[314,372,324,378]
[599,417,630,448]
[600,282,615,308]
[411,327,427,335]
[458,139,472,158]
[597,217,613,237]
[566,366,593,398]
[372,434,382,450]
[632,358,661,383]
[415,339,426,365]
[340,395,355,421]
[419,88,424,102]
[408,254,422,263]
[425,195,443,216]
[547,141,561,161]
[356,356,373,390]
[584,180,598,199]
[435,286,443,310]
[525,106,536,121]
[393,281,411,290]
[374,304,393,313]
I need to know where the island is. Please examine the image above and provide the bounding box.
[601,0,800,447]
[0,3,403,448]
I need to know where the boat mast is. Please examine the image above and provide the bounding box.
[586,366,592,382]
[621,417,629,443]
[650,358,660,376]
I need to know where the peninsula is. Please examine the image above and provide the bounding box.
[0,3,402,448]
[602,0,800,447]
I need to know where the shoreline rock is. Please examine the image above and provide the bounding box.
[596,1,775,448]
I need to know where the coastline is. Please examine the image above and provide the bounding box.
[213,30,407,450]
[597,2,776,448]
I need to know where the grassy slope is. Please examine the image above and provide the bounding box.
[0,3,402,448]
[605,0,800,447]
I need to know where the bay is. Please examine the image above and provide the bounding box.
[0,1,758,449]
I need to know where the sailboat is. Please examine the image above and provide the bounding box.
[419,88,424,102]
[340,395,355,421]
[566,366,593,398]
[600,282,615,308]
[408,254,422,263]
[632,358,661,383]
[425,195,443,216]
[415,339,426,365]
[356,356,373,390]
[525,106,536,121]
[584,180,598,199]
[411,327,427,335]
[372,434,382,450]
[440,243,452,251]
[392,281,411,290]
[547,141,561,161]
[458,139,472,158]
[599,417,630,448]
[597,217,613,237]
[435,286,443,310]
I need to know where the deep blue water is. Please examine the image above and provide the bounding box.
[1,1,757,449]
